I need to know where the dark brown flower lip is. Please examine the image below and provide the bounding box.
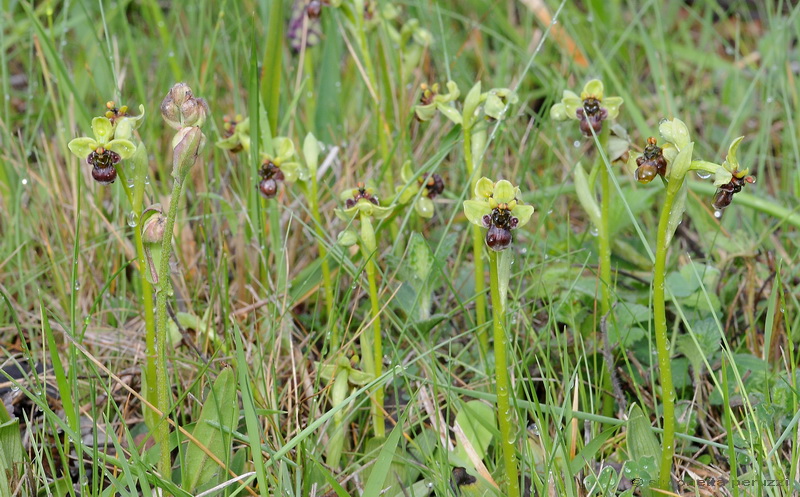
[87,148,122,169]
[712,174,755,210]
[420,173,444,198]
[345,182,379,208]
[634,137,668,183]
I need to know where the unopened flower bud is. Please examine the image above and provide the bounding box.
[161,83,208,129]
[172,126,206,178]
[142,211,167,244]
[180,97,209,128]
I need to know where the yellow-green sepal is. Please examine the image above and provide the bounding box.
[659,118,690,151]
[91,117,114,144]
[581,79,604,100]
[106,139,136,159]
[67,137,98,158]
[463,199,491,227]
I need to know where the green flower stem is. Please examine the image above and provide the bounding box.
[114,166,158,433]
[360,212,384,438]
[654,184,678,490]
[268,199,286,292]
[594,126,617,419]
[488,250,520,497]
[464,128,489,360]
[595,126,612,315]
[154,175,185,477]
[305,181,336,348]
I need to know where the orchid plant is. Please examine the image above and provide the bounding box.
[462,177,534,497]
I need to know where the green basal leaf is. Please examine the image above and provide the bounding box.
[454,400,496,462]
[183,368,238,492]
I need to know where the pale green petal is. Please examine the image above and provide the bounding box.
[415,197,434,218]
[348,369,373,386]
[279,162,301,183]
[602,96,623,120]
[303,132,320,174]
[239,134,251,153]
[317,363,336,382]
[400,160,414,183]
[105,139,136,159]
[274,137,296,162]
[582,79,604,100]
[512,204,534,228]
[562,90,580,101]
[492,179,516,203]
[462,81,483,127]
[339,188,360,202]
[439,80,461,102]
[414,103,437,122]
[114,104,146,140]
[463,199,491,227]
[659,118,690,150]
[714,169,733,186]
[436,103,463,125]
[483,94,507,121]
[723,136,744,172]
[67,137,98,158]
[395,183,419,204]
[91,117,114,145]
[335,207,357,221]
[114,119,134,141]
[371,204,394,220]
[550,103,568,121]
[216,134,242,150]
[562,95,583,121]
[662,143,678,164]
[667,142,694,186]
[474,177,494,198]
[337,229,358,247]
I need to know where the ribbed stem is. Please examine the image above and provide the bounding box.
[654,186,677,490]
[488,251,520,497]
[464,129,489,359]
[154,176,184,477]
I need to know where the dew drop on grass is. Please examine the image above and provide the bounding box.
[127,178,135,188]
[127,211,139,227]
[144,175,151,185]
[573,140,581,148]
[766,96,774,103]
[74,281,80,291]
[21,178,29,185]
[590,227,599,237]
[696,170,711,179]
[714,210,722,219]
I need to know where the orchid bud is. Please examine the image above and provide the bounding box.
[172,126,206,179]
[161,83,208,129]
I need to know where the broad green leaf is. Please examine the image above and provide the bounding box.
[183,367,238,492]
[626,404,661,486]
[455,400,496,461]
